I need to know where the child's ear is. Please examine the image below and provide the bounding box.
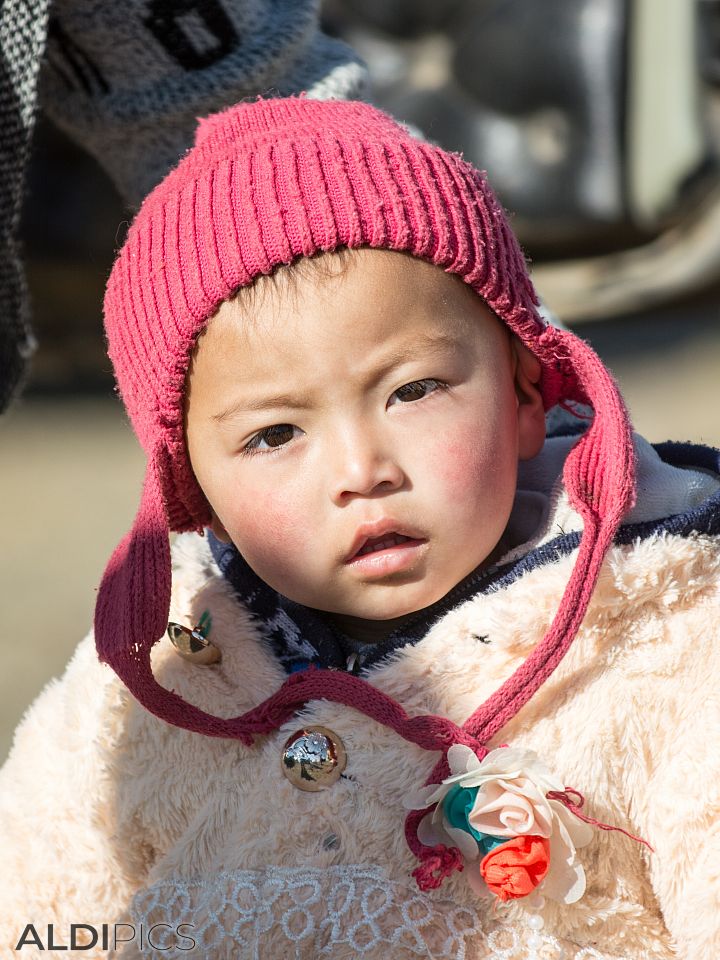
[209,511,232,543]
[512,337,546,461]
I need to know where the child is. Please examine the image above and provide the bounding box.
[2,97,720,960]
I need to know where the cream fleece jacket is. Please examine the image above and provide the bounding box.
[1,437,719,959]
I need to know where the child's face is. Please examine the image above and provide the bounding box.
[186,248,544,622]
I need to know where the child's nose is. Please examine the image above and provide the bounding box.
[327,427,405,504]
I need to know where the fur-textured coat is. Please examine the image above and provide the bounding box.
[2,437,720,959]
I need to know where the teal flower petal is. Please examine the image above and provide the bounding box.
[444,785,479,836]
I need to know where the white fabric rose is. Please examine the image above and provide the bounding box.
[407,744,594,904]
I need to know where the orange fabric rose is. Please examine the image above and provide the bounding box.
[479,835,551,901]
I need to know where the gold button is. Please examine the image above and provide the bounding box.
[281,726,347,791]
[167,622,221,664]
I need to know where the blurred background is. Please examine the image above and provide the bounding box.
[2,0,720,761]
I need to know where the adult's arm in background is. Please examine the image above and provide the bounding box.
[0,0,367,410]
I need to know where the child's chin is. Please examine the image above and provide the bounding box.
[352,587,447,623]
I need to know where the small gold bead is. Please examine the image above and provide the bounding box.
[281,726,347,792]
[167,622,221,664]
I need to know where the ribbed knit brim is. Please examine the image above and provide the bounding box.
[97,97,635,744]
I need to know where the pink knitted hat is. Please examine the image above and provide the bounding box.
[98,97,635,881]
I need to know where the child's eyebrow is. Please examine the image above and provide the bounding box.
[212,332,463,423]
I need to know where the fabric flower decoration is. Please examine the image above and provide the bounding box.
[406,744,593,905]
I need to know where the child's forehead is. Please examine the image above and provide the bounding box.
[205,247,498,348]
[185,251,513,427]
[185,254,516,435]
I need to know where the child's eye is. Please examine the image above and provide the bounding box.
[390,378,448,404]
[243,423,298,456]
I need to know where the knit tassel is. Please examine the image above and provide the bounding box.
[412,844,465,891]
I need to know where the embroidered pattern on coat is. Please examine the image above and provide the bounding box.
[129,864,635,959]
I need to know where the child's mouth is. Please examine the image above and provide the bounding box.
[346,533,428,577]
[354,533,413,558]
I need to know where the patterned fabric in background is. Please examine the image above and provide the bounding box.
[0,0,49,410]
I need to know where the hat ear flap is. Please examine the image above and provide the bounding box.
[94,442,258,741]
[462,326,636,745]
[552,327,636,528]
[95,440,172,693]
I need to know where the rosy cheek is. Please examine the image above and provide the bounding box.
[430,424,506,499]
[226,483,309,574]
[432,439,472,493]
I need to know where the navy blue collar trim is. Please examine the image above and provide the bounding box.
[209,441,720,675]
[208,533,505,673]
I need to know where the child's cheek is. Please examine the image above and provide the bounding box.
[225,482,310,578]
[428,422,510,502]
